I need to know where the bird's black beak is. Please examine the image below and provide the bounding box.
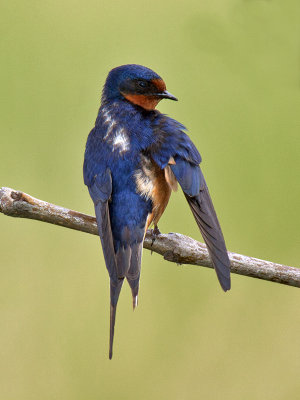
[156,90,178,101]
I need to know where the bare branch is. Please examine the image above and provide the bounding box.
[1,187,299,288]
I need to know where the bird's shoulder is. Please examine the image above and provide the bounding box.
[149,112,202,169]
[83,101,154,187]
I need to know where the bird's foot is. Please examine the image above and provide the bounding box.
[150,225,161,252]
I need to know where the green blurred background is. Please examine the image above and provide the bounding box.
[1,0,299,399]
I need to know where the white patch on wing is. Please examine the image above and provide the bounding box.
[102,107,112,124]
[101,106,130,154]
[102,107,117,140]
[112,128,130,153]
[103,120,116,139]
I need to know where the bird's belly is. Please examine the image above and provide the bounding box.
[149,167,172,227]
[134,155,174,230]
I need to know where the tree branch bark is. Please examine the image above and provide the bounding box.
[0,187,299,288]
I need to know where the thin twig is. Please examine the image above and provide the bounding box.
[0,187,299,288]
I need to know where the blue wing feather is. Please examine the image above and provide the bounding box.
[170,157,204,196]
[151,116,201,168]
[151,113,231,291]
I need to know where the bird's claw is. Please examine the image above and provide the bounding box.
[150,225,161,253]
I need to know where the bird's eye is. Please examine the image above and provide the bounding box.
[137,80,147,88]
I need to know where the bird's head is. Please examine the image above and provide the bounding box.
[102,64,177,110]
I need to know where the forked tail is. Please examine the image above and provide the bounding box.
[109,279,124,359]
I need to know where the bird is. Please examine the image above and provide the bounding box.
[83,64,231,359]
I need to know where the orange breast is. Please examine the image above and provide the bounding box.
[147,163,172,229]
[134,155,177,232]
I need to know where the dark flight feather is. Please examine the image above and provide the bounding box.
[150,118,231,291]
[170,160,231,291]
[126,241,143,308]
[184,182,231,291]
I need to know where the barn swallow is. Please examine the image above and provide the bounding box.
[83,64,231,359]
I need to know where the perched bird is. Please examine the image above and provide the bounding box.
[83,64,231,359]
